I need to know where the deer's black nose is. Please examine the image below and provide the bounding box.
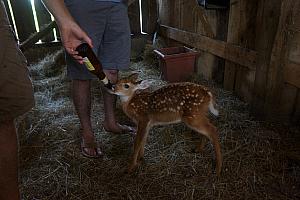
[111,84,116,91]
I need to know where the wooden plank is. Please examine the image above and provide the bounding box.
[157,0,175,27]
[9,0,36,42]
[197,8,215,38]
[180,0,195,32]
[262,0,296,119]
[284,61,300,88]
[141,0,158,34]
[223,0,241,91]
[212,8,229,84]
[251,0,282,119]
[193,7,218,80]
[288,32,300,64]
[128,0,140,34]
[235,0,258,102]
[278,83,298,121]
[157,0,169,25]
[34,0,54,42]
[159,24,258,70]
[224,0,258,102]
[288,3,300,32]
[3,0,13,30]
[292,91,300,123]
[173,0,180,28]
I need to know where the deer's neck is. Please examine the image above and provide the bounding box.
[119,93,135,113]
[119,95,131,103]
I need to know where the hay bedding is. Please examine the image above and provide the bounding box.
[17,49,300,200]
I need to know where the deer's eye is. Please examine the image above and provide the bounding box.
[124,84,130,89]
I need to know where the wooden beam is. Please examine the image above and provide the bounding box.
[34,0,55,42]
[159,24,258,70]
[20,21,57,51]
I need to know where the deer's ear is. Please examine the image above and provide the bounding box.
[128,73,139,82]
[137,80,154,90]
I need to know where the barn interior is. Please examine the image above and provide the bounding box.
[2,0,300,199]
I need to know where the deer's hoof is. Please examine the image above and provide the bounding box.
[127,164,138,174]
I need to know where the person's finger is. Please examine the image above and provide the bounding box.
[72,54,84,64]
[81,33,93,48]
[65,47,74,55]
[73,54,82,60]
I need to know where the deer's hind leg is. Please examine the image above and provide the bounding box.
[182,115,222,176]
[194,132,208,153]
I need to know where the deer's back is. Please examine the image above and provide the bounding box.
[126,83,211,122]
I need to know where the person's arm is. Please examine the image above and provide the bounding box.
[42,0,92,63]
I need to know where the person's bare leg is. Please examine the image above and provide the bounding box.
[72,80,99,156]
[102,70,135,133]
[0,118,20,200]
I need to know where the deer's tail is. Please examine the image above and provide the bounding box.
[208,92,219,116]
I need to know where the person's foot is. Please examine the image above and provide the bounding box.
[80,130,103,158]
[103,122,136,135]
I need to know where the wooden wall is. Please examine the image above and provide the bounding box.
[237,0,300,122]
[3,0,142,43]
[3,0,299,122]
[157,0,300,122]
[157,0,227,82]
[273,0,300,122]
[3,0,36,42]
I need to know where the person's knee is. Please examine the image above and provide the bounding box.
[104,70,118,83]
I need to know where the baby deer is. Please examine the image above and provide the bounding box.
[112,73,222,176]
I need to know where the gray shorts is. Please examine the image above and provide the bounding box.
[65,0,131,80]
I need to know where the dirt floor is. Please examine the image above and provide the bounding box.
[18,48,300,200]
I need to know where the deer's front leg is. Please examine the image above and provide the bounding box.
[128,120,150,173]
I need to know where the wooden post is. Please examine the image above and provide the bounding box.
[264,0,299,118]
[214,9,229,84]
[251,0,282,119]
[223,0,241,91]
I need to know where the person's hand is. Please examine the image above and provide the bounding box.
[41,0,92,64]
[58,21,93,64]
